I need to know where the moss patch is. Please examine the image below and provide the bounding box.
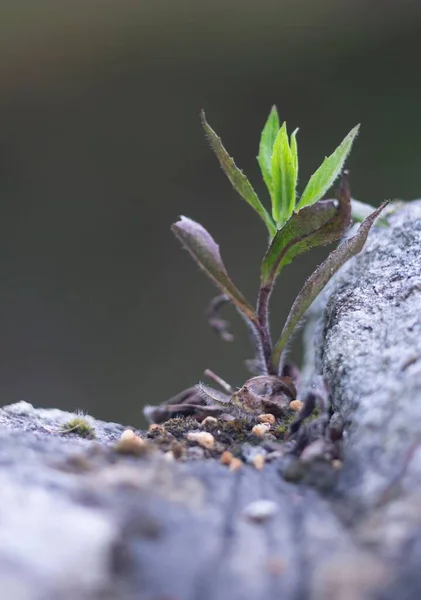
[144,407,302,463]
[273,412,296,439]
[61,417,96,439]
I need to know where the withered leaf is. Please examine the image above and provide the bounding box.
[172,216,257,324]
[195,383,231,406]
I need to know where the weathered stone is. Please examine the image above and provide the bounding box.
[303,200,421,597]
[0,400,374,600]
[1,201,421,599]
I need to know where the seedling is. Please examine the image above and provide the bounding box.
[152,108,387,423]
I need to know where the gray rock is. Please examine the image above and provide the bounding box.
[0,400,383,600]
[303,199,421,594]
[1,201,421,600]
[305,201,421,498]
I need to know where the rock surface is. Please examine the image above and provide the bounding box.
[1,200,421,600]
[302,199,421,596]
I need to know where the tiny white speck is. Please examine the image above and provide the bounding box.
[242,500,278,522]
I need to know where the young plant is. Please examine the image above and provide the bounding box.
[173,109,386,373]
[160,109,388,424]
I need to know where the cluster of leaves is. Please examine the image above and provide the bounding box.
[172,108,387,377]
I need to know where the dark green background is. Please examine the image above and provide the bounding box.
[0,1,420,426]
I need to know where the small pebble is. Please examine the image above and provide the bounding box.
[229,457,243,471]
[163,450,175,462]
[201,416,218,427]
[241,443,268,464]
[186,431,215,450]
[170,441,184,459]
[289,400,304,412]
[115,430,148,455]
[251,423,271,438]
[332,459,342,470]
[252,454,266,470]
[257,413,276,425]
[243,500,278,522]
[220,450,234,466]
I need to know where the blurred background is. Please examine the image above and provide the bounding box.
[0,0,420,426]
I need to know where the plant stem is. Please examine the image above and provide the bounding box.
[206,294,234,341]
[256,284,276,375]
[204,369,234,393]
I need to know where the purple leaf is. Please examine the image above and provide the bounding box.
[172,216,257,324]
[270,201,389,373]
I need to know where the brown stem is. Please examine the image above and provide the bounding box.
[206,294,234,342]
[256,284,276,375]
[204,369,234,393]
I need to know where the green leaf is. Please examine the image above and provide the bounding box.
[271,123,297,227]
[261,201,336,286]
[172,216,258,325]
[270,201,389,373]
[291,128,299,178]
[257,106,280,196]
[201,111,276,238]
[296,124,360,210]
[261,172,352,287]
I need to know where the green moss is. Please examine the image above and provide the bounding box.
[61,417,96,438]
[219,418,251,434]
[161,416,201,439]
[273,411,296,439]
[310,408,320,420]
[215,418,261,446]
[150,408,321,463]
[273,406,321,440]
